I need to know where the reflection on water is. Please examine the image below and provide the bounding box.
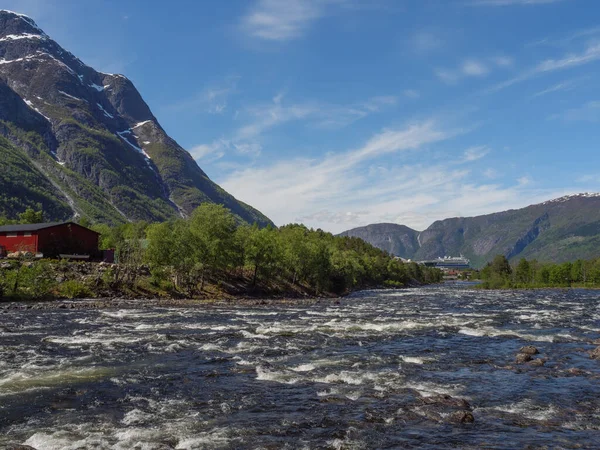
[1,286,599,449]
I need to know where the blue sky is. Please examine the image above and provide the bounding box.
[3,0,600,232]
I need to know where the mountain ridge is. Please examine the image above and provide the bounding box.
[339,193,600,267]
[0,10,271,226]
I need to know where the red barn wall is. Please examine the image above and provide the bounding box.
[37,224,99,257]
[0,232,38,253]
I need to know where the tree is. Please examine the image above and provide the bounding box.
[490,255,512,278]
[244,225,282,287]
[189,203,238,279]
[515,258,531,284]
[18,208,43,224]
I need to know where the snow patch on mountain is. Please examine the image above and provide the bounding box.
[0,33,46,42]
[89,83,105,92]
[116,130,152,160]
[59,90,86,102]
[541,193,600,205]
[132,120,152,129]
[97,103,114,119]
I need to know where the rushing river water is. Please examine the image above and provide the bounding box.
[1,286,600,449]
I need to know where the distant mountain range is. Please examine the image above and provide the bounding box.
[339,194,600,267]
[0,10,271,226]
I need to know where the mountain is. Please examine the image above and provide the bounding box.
[0,10,271,226]
[340,194,600,267]
[339,223,420,258]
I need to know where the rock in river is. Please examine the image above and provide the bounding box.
[519,346,539,355]
[516,353,533,364]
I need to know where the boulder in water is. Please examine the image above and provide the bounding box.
[449,411,475,423]
[515,353,533,364]
[519,345,539,355]
[528,358,546,367]
[423,394,471,410]
[7,445,38,450]
[589,346,600,359]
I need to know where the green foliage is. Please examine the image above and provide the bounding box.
[0,134,72,221]
[58,280,91,299]
[143,208,442,296]
[19,208,44,224]
[479,253,600,289]
[0,261,56,300]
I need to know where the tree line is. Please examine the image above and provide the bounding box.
[477,254,600,289]
[89,203,443,296]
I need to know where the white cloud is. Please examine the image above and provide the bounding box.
[168,76,240,114]
[190,138,263,164]
[219,121,456,229]
[462,145,491,162]
[217,118,571,232]
[189,142,226,162]
[518,176,532,186]
[437,57,510,84]
[532,78,580,97]
[492,42,600,91]
[190,92,397,165]
[237,93,397,138]
[240,0,343,41]
[462,60,489,76]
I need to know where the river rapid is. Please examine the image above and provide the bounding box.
[1,286,599,449]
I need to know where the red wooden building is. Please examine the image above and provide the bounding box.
[0,222,100,259]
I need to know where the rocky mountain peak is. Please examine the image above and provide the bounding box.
[0,10,46,38]
[0,11,272,227]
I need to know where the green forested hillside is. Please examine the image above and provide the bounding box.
[340,195,600,267]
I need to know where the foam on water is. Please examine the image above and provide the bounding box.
[2,287,600,448]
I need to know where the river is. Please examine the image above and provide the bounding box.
[1,286,599,449]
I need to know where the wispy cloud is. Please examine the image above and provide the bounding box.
[189,141,227,163]
[462,60,490,76]
[491,42,600,91]
[219,120,459,230]
[532,77,582,97]
[517,175,532,186]
[237,92,397,138]
[436,57,509,84]
[216,118,565,232]
[190,91,397,163]
[462,145,491,162]
[240,0,343,42]
[167,76,240,114]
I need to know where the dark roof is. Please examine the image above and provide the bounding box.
[0,222,99,234]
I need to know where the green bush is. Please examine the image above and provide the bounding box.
[58,280,91,299]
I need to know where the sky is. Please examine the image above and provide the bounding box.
[2,0,600,232]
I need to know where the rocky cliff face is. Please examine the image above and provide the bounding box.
[339,194,600,267]
[0,10,271,226]
[339,223,419,258]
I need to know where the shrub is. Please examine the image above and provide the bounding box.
[58,280,91,299]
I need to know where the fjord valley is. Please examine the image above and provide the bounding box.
[340,193,600,268]
[2,2,600,449]
[0,10,269,227]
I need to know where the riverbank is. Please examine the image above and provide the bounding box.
[0,260,428,307]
